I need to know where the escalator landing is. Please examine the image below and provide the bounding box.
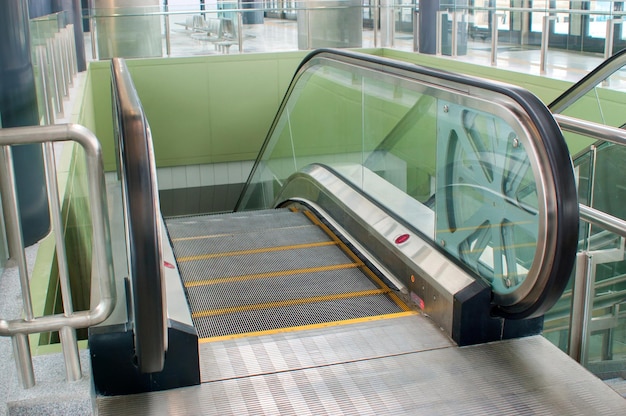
[97,334,626,415]
[97,208,626,414]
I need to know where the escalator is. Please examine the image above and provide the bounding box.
[94,50,626,413]
[167,206,410,341]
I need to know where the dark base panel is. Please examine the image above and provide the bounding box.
[89,320,200,396]
[453,281,543,346]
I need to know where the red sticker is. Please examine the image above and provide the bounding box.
[163,261,175,269]
[394,234,410,245]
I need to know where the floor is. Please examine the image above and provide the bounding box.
[107,16,611,84]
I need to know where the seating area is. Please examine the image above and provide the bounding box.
[177,15,237,54]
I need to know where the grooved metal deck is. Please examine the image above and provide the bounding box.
[97,334,626,415]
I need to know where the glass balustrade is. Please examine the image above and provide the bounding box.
[237,50,577,318]
[78,1,625,82]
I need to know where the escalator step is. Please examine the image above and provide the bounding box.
[168,208,409,341]
[166,208,305,238]
[194,294,404,340]
[186,267,381,312]
[177,244,357,285]
[170,224,330,258]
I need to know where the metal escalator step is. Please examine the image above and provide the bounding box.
[170,224,330,258]
[186,268,380,312]
[178,245,358,285]
[166,208,308,238]
[194,294,404,339]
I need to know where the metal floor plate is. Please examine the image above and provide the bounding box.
[97,335,626,415]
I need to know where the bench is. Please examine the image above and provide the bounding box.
[186,17,237,54]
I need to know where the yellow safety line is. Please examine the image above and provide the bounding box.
[302,210,412,312]
[171,232,240,242]
[192,288,390,319]
[184,262,361,288]
[178,240,337,262]
[198,310,419,344]
[171,224,315,242]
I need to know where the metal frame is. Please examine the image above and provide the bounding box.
[0,124,115,388]
[553,114,626,364]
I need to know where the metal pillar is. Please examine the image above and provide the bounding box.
[418,0,439,54]
[0,0,51,246]
[53,0,87,72]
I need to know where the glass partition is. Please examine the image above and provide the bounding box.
[237,50,578,318]
[84,1,626,81]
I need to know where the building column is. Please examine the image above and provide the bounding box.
[419,0,439,54]
[0,0,51,246]
[54,0,87,71]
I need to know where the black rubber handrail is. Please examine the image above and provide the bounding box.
[111,58,166,373]
[237,49,579,319]
[549,48,626,114]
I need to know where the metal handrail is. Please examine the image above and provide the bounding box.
[0,123,115,387]
[111,58,167,374]
[554,113,626,147]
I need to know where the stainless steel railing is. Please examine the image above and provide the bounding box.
[0,124,115,389]
[553,114,626,365]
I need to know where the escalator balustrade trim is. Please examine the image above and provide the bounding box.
[167,208,412,342]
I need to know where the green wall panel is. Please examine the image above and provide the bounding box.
[87,52,307,171]
[129,60,212,166]
[83,48,626,171]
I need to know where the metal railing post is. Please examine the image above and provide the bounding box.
[451,11,458,57]
[164,8,171,57]
[46,37,64,118]
[568,251,594,364]
[0,146,35,388]
[12,334,35,389]
[237,11,243,53]
[540,15,557,74]
[413,10,419,52]
[37,46,55,125]
[306,8,312,49]
[373,0,380,48]
[42,140,82,381]
[436,11,446,55]
[491,13,505,66]
[90,0,97,60]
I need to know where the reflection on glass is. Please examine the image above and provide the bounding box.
[239,54,543,297]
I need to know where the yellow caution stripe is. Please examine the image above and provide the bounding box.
[192,288,391,319]
[178,240,337,262]
[171,224,315,242]
[199,311,419,344]
[302,210,411,312]
[184,262,361,288]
